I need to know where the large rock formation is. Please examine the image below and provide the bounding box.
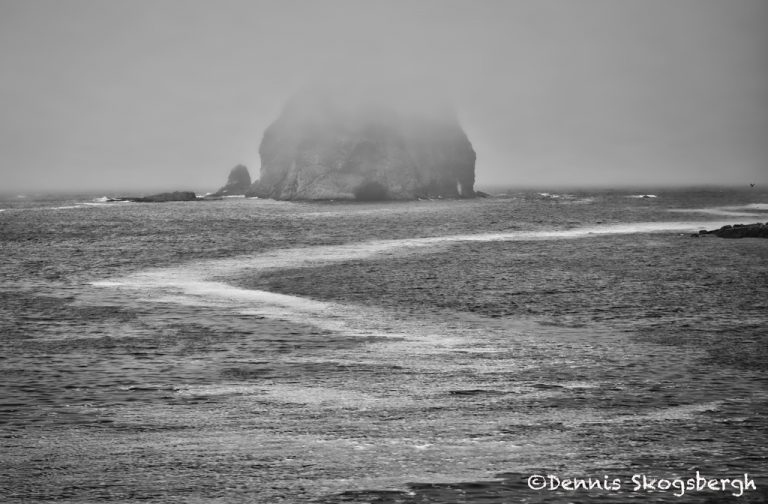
[247,90,476,200]
[211,165,252,196]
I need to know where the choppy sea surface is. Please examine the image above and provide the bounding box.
[1,188,767,503]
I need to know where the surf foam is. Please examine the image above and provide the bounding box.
[91,219,737,337]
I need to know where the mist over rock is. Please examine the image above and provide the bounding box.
[247,90,476,200]
[212,164,251,196]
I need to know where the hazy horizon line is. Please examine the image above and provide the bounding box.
[1,182,765,199]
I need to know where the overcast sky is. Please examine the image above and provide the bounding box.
[1,0,766,192]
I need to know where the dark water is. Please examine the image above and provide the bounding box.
[1,189,767,503]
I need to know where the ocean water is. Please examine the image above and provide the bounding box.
[1,188,767,503]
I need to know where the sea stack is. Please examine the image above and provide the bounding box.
[212,164,252,196]
[247,89,476,200]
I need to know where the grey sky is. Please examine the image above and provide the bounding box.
[1,0,766,192]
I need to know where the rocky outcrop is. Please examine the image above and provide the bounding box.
[212,165,251,196]
[247,91,476,200]
[694,223,768,238]
[117,191,199,203]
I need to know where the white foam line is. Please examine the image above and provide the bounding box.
[81,202,125,207]
[668,207,766,218]
[91,219,737,333]
[222,220,735,271]
[96,220,740,286]
[1,204,116,212]
[578,401,725,426]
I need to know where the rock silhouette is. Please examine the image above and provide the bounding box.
[113,191,199,203]
[212,165,251,197]
[695,223,768,238]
